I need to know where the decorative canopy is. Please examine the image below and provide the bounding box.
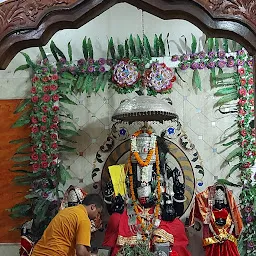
[112,96,178,123]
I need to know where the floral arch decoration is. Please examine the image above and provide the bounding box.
[10,35,255,254]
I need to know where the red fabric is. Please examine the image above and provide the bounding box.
[20,236,33,256]
[212,208,229,219]
[205,240,240,256]
[103,209,191,256]
[159,220,191,256]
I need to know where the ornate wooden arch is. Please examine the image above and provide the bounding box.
[0,0,256,70]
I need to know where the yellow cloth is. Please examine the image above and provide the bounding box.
[108,164,126,196]
[31,205,91,256]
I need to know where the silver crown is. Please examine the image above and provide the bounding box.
[215,188,227,204]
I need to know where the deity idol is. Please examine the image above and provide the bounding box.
[102,127,191,256]
[189,184,243,256]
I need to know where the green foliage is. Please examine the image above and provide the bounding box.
[117,241,154,256]
[82,36,88,59]
[14,64,30,73]
[192,69,202,92]
[68,42,73,62]
[191,34,197,54]
[159,34,165,56]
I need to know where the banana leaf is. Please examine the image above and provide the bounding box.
[14,64,30,73]
[14,98,31,114]
[129,35,136,57]
[12,113,30,128]
[159,34,165,56]
[217,179,240,187]
[207,38,214,52]
[136,35,144,57]
[21,52,36,70]
[154,34,159,56]
[39,46,47,60]
[124,39,129,58]
[214,86,237,96]
[60,95,77,105]
[61,72,76,80]
[82,36,88,59]
[143,35,152,58]
[50,41,66,60]
[213,92,238,108]
[226,163,240,178]
[68,42,72,62]
[15,143,31,154]
[118,44,124,59]
[59,165,72,185]
[59,128,79,137]
[223,39,229,53]
[108,37,115,59]
[95,72,105,92]
[191,34,197,54]
[59,144,77,152]
[75,75,84,91]
[87,38,93,59]
[192,69,202,91]
[214,38,219,52]
[11,155,31,162]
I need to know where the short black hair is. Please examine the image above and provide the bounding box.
[82,194,104,209]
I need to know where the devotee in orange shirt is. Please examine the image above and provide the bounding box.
[31,194,104,256]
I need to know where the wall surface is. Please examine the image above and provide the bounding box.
[0,3,242,256]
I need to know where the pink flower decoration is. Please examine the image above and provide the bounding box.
[51,74,59,81]
[31,96,39,103]
[43,86,50,92]
[40,126,47,132]
[239,88,247,96]
[240,78,246,86]
[41,162,48,169]
[51,133,57,140]
[50,123,58,130]
[238,98,247,106]
[52,106,59,112]
[31,87,37,94]
[31,116,38,124]
[41,153,48,161]
[42,76,50,83]
[31,126,39,133]
[239,109,246,116]
[248,77,254,85]
[249,98,254,105]
[52,94,59,102]
[240,129,247,136]
[32,163,40,171]
[42,94,51,103]
[41,144,47,150]
[51,143,58,149]
[241,140,247,147]
[52,116,59,123]
[31,145,37,152]
[41,136,46,142]
[31,76,39,83]
[238,68,245,75]
[51,154,58,159]
[50,84,58,91]
[42,106,48,113]
[249,88,254,94]
[31,153,39,161]
[41,115,47,123]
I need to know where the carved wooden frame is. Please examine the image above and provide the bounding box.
[0,0,256,68]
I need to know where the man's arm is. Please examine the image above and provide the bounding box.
[76,244,91,256]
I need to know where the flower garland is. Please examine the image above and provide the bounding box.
[128,130,161,238]
[236,60,256,254]
[143,62,176,94]
[177,48,256,255]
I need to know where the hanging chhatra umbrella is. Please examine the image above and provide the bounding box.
[112,95,178,123]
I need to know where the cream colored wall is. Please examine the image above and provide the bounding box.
[0,3,241,256]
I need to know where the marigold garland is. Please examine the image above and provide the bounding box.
[128,130,161,239]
